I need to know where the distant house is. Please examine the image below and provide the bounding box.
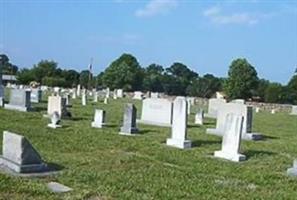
[2,75,17,85]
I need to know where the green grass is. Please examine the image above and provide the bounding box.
[0,96,297,200]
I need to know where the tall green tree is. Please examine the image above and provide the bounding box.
[143,64,164,92]
[0,54,18,75]
[102,53,143,91]
[187,74,223,98]
[224,58,259,100]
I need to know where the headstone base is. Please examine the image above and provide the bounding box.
[242,133,262,141]
[137,119,171,127]
[214,151,246,162]
[4,104,31,112]
[47,124,62,129]
[166,138,192,149]
[119,127,138,136]
[0,156,48,173]
[91,122,104,128]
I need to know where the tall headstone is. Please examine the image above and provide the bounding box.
[113,89,117,99]
[77,85,81,96]
[290,106,297,115]
[214,114,246,162]
[119,104,138,135]
[105,87,110,98]
[255,107,260,113]
[137,98,173,127]
[207,103,262,141]
[82,94,87,106]
[166,98,191,149]
[205,98,227,118]
[93,91,98,103]
[4,89,31,112]
[104,97,108,104]
[195,109,204,125]
[72,88,77,99]
[0,131,48,173]
[271,109,276,114]
[91,109,106,128]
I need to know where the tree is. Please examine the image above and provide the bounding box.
[287,75,297,104]
[79,70,92,88]
[143,64,164,92]
[32,60,58,83]
[255,78,270,101]
[0,54,18,75]
[102,53,143,91]
[224,58,259,100]
[17,68,35,84]
[61,69,80,88]
[187,74,223,98]
[264,83,283,103]
[163,62,198,95]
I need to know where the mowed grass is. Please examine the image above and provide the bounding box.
[0,95,297,200]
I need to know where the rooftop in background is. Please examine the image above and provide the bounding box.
[2,75,17,81]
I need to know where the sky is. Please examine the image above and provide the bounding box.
[0,0,297,84]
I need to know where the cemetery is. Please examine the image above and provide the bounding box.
[0,85,296,199]
[1,1,297,199]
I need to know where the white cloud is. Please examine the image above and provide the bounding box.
[203,6,259,25]
[135,0,178,18]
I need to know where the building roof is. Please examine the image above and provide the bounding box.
[2,75,17,81]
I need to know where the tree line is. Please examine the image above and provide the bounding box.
[0,53,296,104]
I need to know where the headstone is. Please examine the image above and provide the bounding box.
[45,96,69,118]
[93,91,98,103]
[119,104,138,135]
[231,99,245,104]
[77,85,81,96]
[290,106,297,115]
[117,89,123,98]
[4,89,31,112]
[47,112,62,129]
[255,107,260,113]
[214,114,246,162]
[0,131,49,173]
[30,88,42,103]
[82,94,87,106]
[187,97,195,106]
[133,91,143,100]
[104,97,108,104]
[166,98,191,149]
[53,87,60,94]
[287,160,297,176]
[72,88,77,99]
[63,94,71,107]
[137,98,173,127]
[271,109,275,114]
[113,89,117,99]
[205,98,227,118]
[207,103,262,141]
[91,109,106,128]
[105,87,110,98]
[151,92,159,98]
[47,182,73,193]
[0,97,4,107]
[195,109,204,125]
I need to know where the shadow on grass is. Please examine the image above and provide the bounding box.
[244,150,276,159]
[188,124,203,128]
[262,135,279,140]
[138,129,154,135]
[33,106,47,112]
[47,162,65,172]
[105,124,119,128]
[191,139,221,147]
[69,117,87,121]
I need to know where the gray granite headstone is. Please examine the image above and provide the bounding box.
[119,104,138,135]
[30,88,42,103]
[4,89,31,112]
[0,131,48,173]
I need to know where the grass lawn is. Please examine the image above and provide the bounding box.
[0,95,297,200]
